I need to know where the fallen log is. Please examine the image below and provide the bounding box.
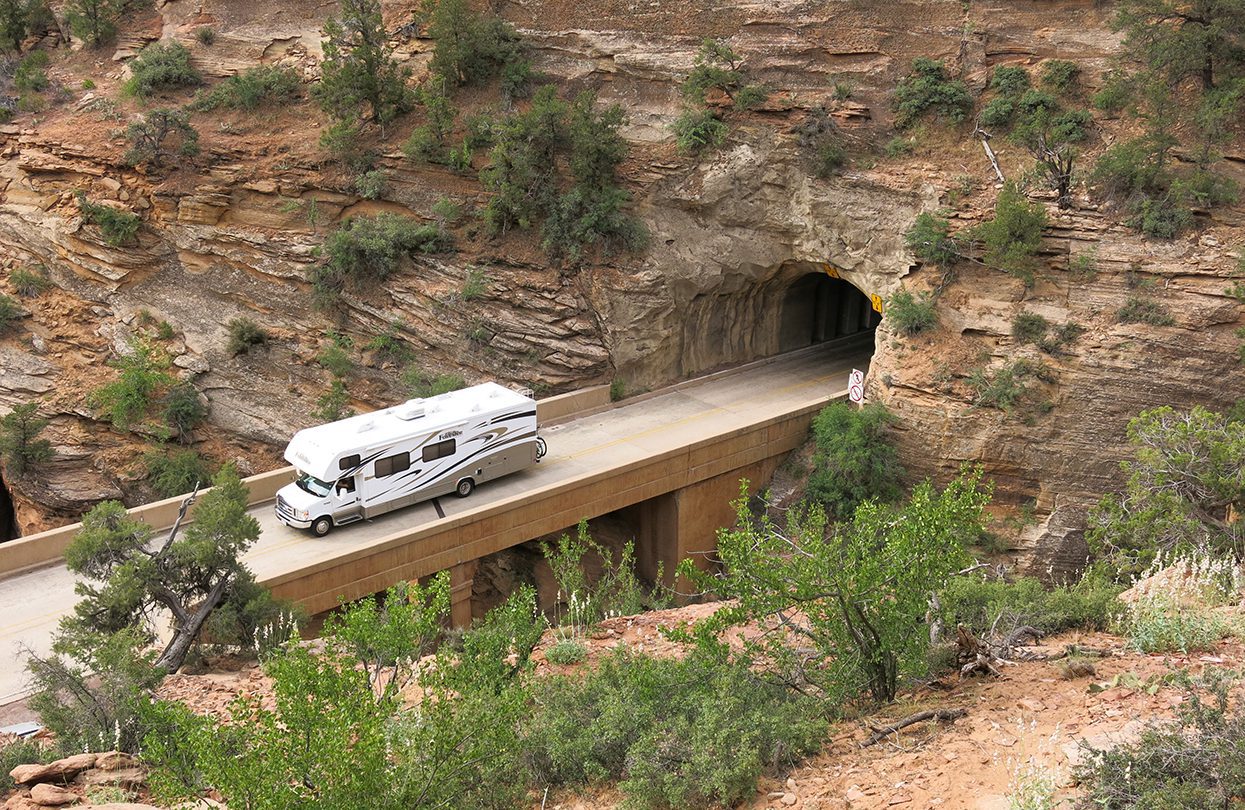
[862,708,968,747]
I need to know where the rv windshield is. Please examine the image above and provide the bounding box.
[295,472,332,498]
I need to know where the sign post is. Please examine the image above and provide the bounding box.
[848,368,865,405]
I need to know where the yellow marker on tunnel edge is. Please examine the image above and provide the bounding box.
[870,294,884,313]
[821,262,840,279]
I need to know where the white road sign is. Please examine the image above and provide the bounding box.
[848,368,865,403]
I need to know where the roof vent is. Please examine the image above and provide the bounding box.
[356,420,376,433]
[396,399,426,421]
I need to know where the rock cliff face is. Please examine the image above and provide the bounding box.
[0,0,1242,571]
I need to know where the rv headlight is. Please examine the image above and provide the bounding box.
[298,509,310,520]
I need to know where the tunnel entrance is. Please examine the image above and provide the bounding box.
[778,272,880,354]
[0,472,17,542]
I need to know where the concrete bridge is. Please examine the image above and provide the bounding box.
[0,339,868,702]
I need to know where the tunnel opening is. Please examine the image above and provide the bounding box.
[777,271,881,354]
[0,471,18,542]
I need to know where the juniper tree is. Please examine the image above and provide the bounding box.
[0,402,53,476]
[315,0,413,125]
[124,108,200,169]
[1113,0,1245,91]
[65,0,125,47]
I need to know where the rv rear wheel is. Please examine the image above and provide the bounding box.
[455,478,475,498]
[311,516,333,537]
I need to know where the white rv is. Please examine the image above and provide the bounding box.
[275,382,545,536]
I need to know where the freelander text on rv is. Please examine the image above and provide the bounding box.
[275,382,546,536]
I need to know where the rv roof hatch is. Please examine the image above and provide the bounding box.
[396,400,426,421]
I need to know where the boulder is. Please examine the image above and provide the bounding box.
[28,783,76,806]
[90,753,136,772]
[9,754,96,785]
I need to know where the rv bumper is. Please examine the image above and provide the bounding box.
[276,511,313,530]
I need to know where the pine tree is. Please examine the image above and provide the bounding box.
[0,402,53,476]
[64,0,125,47]
[314,0,413,125]
[1113,0,1245,91]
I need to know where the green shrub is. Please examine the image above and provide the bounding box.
[123,42,201,97]
[317,342,353,377]
[160,382,206,443]
[0,292,21,332]
[1011,311,1049,344]
[81,78,95,90]
[0,737,54,793]
[1076,670,1245,809]
[1069,249,1099,280]
[671,108,727,154]
[0,402,53,476]
[543,521,668,630]
[1123,594,1231,654]
[893,57,973,128]
[813,138,847,177]
[123,108,199,168]
[978,96,1015,129]
[314,0,413,125]
[968,358,1050,413]
[1039,59,1080,94]
[225,317,267,356]
[9,266,51,297]
[883,135,914,158]
[989,64,1030,97]
[460,266,487,299]
[545,638,587,665]
[432,197,464,226]
[887,289,938,336]
[523,650,826,808]
[320,213,451,284]
[401,366,465,398]
[805,401,904,520]
[66,0,125,46]
[904,211,960,268]
[1117,295,1174,325]
[194,26,215,46]
[144,448,214,499]
[938,573,1122,640]
[89,341,173,430]
[319,119,373,171]
[353,168,387,199]
[77,193,140,246]
[313,378,352,421]
[13,50,49,94]
[203,573,304,656]
[363,323,413,366]
[974,182,1047,285]
[188,65,299,111]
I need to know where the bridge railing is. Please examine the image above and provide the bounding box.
[0,385,612,580]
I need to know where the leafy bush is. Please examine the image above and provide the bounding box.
[13,50,48,93]
[123,42,201,97]
[545,638,587,665]
[0,402,53,476]
[144,448,214,499]
[887,289,938,336]
[1076,670,1245,809]
[27,628,162,754]
[805,401,905,519]
[893,57,973,128]
[0,292,21,332]
[1123,593,1231,654]
[89,340,173,430]
[203,572,303,657]
[317,342,353,377]
[1011,311,1049,344]
[320,213,451,283]
[401,366,465,398]
[194,26,215,46]
[671,108,727,154]
[543,521,668,630]
[9,266,51,296]
[904,211,960,268]
[974,182,1047,285]
[1117,295,1174,325]
[353,168,386,199]
[523,649,826,808]
[363,324,413,366]
[77,193,140,245]
[978,96,1015,129]
[226,316,268,356]
[938,573,1122,640]
[123,108,199,168]
[189,65,299,111]
[989,65,1030,97]
[160,381,206,443]
[1039,59,1080,94]
[681,38,766,109]
[968,358,1051,413]
[0,738,53,793]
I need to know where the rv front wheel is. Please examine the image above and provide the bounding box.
[311,516,333,537]
[455,478,475,498]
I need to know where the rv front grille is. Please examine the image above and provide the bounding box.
[276,495,294,519]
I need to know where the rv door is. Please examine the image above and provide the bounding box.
[332,475,361,523]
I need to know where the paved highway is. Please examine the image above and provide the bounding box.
[0,344,868,702]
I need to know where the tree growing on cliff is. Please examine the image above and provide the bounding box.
[1088,405,1245,575]
[123,108,199,169]
[314,0,413,126]
[65,0,125,47]
[1113,0,1245,92]
[679,467,989,703]
[58,464,261,672]
[0,0,37,51]
[425,0,528,96]
[0,402,53,476]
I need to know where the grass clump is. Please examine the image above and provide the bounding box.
[544,638,587,666]
[77,193,140,246]
[225,317,267,356]
[401,366,465,399]
[887,289,938,336]
[1117,296,1174,326]
[188,65,299,111]
[968,358,1052,414]
[938,573,1122,640]
[194,26,215,46]
[893,57,972,128]
[0,293,22,333]
[9,266,52,297]
[123,42,201,98]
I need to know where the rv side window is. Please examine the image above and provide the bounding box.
[375,452,410,477]
[422,439,456,462]
[339,454,360,471]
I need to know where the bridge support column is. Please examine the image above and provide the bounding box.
[450,559,478,627]
[636,457,783,592]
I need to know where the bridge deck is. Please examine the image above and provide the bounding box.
[0,344,867,702]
